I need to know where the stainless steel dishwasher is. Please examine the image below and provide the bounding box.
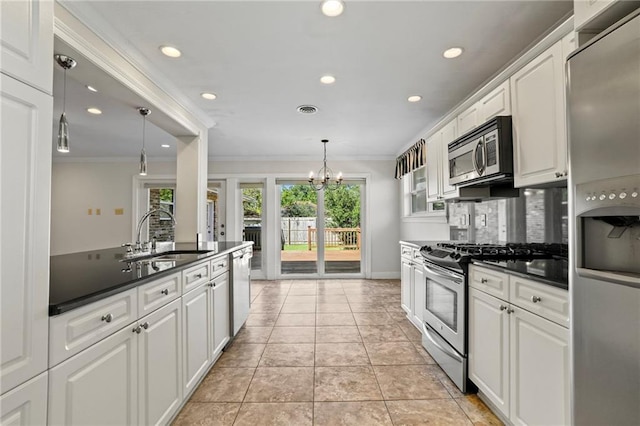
[231,246,252,336]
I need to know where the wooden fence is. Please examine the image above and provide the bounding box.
[307,227,361,251]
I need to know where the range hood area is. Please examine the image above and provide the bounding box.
[450,183,521,202]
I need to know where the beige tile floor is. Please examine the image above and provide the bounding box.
[172,279,502,426]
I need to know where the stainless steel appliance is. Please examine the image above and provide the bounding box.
[419,243,563,392]
[567,9,640,425]
[448,116,513,187]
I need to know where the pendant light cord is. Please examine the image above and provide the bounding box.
[142,115,146,150]
[62,69,67,113]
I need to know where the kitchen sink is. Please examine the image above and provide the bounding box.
[121,249,212,262]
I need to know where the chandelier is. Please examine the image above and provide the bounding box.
[308,139,343,191]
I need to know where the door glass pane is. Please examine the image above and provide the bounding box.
[148,188,175,242]
[411,168,427,214]
[426,280,457,331]
[242,184,263,273]
[280,184,318,274]
[323,184,361,274]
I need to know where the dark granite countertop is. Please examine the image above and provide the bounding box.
[472,257,569,290]
[49,241,251,316]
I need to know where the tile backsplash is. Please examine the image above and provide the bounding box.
[448,187,568,244]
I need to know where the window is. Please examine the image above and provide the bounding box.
[403,166,446,217]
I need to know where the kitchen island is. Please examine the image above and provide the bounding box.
[45,241,252,425]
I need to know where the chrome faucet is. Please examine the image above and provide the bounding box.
[135,208,177,253]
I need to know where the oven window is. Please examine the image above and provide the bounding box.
[450,151,475,178]
[426,279,458,331]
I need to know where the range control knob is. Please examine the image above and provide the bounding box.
[632,191,638,198]
[599,194,606,201]
[619,192,627,199]
[425,246,432,252]
[609,193,616,200]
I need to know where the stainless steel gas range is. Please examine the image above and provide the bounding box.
[418,242,565,392]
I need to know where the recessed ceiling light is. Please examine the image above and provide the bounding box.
[407,95,422,103]
[443,47,463,59]
[160,45,182,58]
[201,92,217,100]
[161,144,170,148]
[87,107,102,115]
[320,75,336,84]
[86,85,98,92]
[321,0,345,17]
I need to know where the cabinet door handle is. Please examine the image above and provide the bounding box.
[141,322,149,330]
[531,295,542,303]
[481,278,488,283]
[133,325,142,334]
[101,313,114,323]
[499,305,508,311]
[161,289,169,295]
[507,308,515,314]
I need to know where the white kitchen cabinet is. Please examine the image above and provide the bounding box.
[182,283,212,395]
[1,74,52,394]
[411,261,425,326]
[0,372,48,426]
[457,102,480,135]
[574,0,640,33]
[400,257,412,314]
[510,306,570,426]
[468,264,570,425]
[137,298,183,426]
[469,288,510,417]
[48,325,138,426]
[399,244,425,331]
[510,41,567,187]
[0,0,53,93]
[427,119,459,203]
[212,272,231,357]
[478,80,511,123]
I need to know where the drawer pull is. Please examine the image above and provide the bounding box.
[194,273,203,279]
[101,313,114,323]
[499,305,508,311]
[481,278,488,283]
[161,289,169,295]
[217,263,225,268]
[133,325,142,334]
[531,295,542,303]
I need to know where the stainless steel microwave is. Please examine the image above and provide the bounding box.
[448,116,513,187]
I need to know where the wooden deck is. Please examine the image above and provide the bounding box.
[281,249,361,262]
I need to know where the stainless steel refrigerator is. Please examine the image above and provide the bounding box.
[567,9,640,425]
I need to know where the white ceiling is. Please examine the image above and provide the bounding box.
[55,0,573,161]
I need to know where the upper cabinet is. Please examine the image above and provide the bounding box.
[574,0,640,33]
[478,80,511,123]
[427,119,458,202]
[510,40,569,188]
[457,103,480,136]
[0,0,53,93]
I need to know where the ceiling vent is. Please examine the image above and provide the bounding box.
[297,105,318,114]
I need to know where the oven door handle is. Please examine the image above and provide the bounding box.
[422,263,463,284]
[423,323,464,362]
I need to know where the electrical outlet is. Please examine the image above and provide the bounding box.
[480,214,487,227]
[88,209,92,215]
[96,209,101,215]
[114,208,124,215]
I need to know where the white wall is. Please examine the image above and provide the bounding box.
[50,160,176,255]
[209,159,401,279]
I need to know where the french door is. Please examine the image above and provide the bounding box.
[277,180,363,278]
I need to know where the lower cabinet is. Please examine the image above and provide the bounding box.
[212,272,231,357]
[182,284,212,395]
[411,264,425,326]
[400,244,425,331]
[48,299,183,426]
[400,258,412,313]
[137,299,183,426]
[469,266,570,426]
[48,324,138,425]
[0,372,48,425]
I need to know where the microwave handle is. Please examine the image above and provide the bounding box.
[472,139,486,176]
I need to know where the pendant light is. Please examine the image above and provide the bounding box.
[55,54,77,153]
[138,107,151,176]
[308,139,343,191]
